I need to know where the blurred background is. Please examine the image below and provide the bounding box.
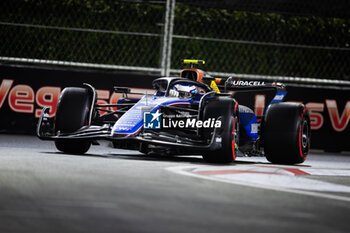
[0,0,349,82]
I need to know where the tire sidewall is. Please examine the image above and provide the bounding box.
[202,96,238,163]
[263,103,310,164]
[54,87,93,154]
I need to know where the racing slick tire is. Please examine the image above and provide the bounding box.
[202,97,239,163]
[54,87,92,154]
[262,102,310,164]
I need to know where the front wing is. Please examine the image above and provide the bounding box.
[37,107,222,151]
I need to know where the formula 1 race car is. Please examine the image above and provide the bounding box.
[37,60,311,164]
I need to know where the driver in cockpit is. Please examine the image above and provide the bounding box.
[169,84,198,99]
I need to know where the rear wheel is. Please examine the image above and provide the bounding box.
[202,97,239,163]
[54,87,93,154]
[263,102,310,164]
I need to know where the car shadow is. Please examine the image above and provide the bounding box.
[42,151,113,159]
[110,153,205,164]
[41,151,311,167]
[105,153,312,167]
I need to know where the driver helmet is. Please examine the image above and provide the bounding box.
[172,84,198,98]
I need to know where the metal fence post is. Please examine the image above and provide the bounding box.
[165,0,175,77]
[160,0,175,76]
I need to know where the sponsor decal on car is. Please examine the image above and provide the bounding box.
[251,123,258,134]
[143,110,222,129]
[231,80,265,86]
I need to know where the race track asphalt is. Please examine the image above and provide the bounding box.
[0,134,350,233]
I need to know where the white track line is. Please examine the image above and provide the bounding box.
[166,165,350,203]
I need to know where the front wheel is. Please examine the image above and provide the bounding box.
[262,103,311,164]
[202,97,239,163]
[54,87,93,154]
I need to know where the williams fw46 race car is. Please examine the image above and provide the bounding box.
[37,60,311,164]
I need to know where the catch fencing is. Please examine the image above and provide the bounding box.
[0,0,350,85]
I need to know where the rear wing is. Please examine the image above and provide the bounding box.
[221,77,288,109]
[222,77,286,92]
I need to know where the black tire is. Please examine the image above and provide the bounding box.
[54,87,92,154]
[263,102,311,164]
[202,97,239,163]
